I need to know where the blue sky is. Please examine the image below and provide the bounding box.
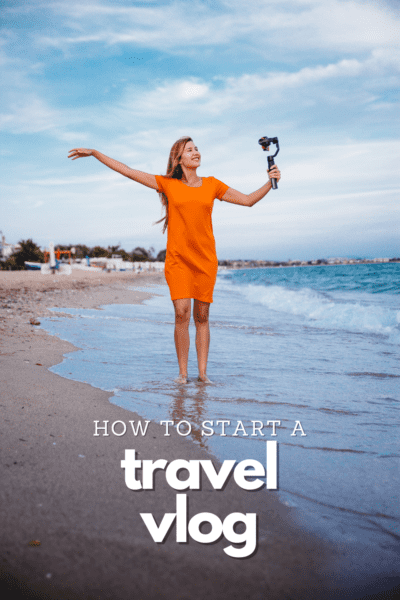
[1,0,399,260]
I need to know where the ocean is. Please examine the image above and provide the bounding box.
[40,262,400,576]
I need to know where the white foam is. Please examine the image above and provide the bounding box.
[218,281,400,343]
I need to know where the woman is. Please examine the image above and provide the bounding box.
[68,137,281,384]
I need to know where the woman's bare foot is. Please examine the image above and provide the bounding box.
[174,374,188,384]
[197,374,213,383]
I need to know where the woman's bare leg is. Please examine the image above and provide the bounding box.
[173,298,191,383]
[193,299,211,382]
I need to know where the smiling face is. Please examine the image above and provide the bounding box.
[180,141,201,169]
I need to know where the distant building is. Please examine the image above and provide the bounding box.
[0,234,21,261]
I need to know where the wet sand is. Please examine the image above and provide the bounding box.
[0,269,391,599]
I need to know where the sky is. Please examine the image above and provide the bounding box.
[1,0,399,260]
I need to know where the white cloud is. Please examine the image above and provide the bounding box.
[39,0,400,55]
[113,50,399,121]
[281,139,400,186]
[0,46,63,135]
[2,47,395,138]
[23,172,120,186]
[178,82,209,100]
[0,95,60,134]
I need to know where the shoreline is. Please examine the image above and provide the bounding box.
[218,258,400,269]
[0,271,395,598]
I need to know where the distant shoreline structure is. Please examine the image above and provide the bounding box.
[1,233,398,272]
[218,257,400,269]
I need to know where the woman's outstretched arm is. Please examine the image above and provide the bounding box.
[220,164,281,207]
[68,148,158,190]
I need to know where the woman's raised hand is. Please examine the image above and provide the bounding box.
[67,148,158,188]
[68,148,93,160]
[268,164,281,183]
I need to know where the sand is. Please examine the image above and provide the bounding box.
[0,269,391,599]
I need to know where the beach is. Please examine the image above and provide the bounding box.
[0,269,397,599]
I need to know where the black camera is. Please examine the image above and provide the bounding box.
[258,136,279,189]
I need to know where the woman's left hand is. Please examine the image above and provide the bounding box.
[268,164,281,183]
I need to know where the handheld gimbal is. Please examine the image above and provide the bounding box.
[258,136,279,189]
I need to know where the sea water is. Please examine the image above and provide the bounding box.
[40,263,400,574]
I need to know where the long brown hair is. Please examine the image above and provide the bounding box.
[157,136,193,233]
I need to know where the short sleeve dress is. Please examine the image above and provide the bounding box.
[155,175,229,303]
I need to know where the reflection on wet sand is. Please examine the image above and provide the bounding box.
[170,381,208,447]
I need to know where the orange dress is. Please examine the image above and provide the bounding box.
[155,175,229,303]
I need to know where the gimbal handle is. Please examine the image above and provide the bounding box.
[268,156,278,190]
